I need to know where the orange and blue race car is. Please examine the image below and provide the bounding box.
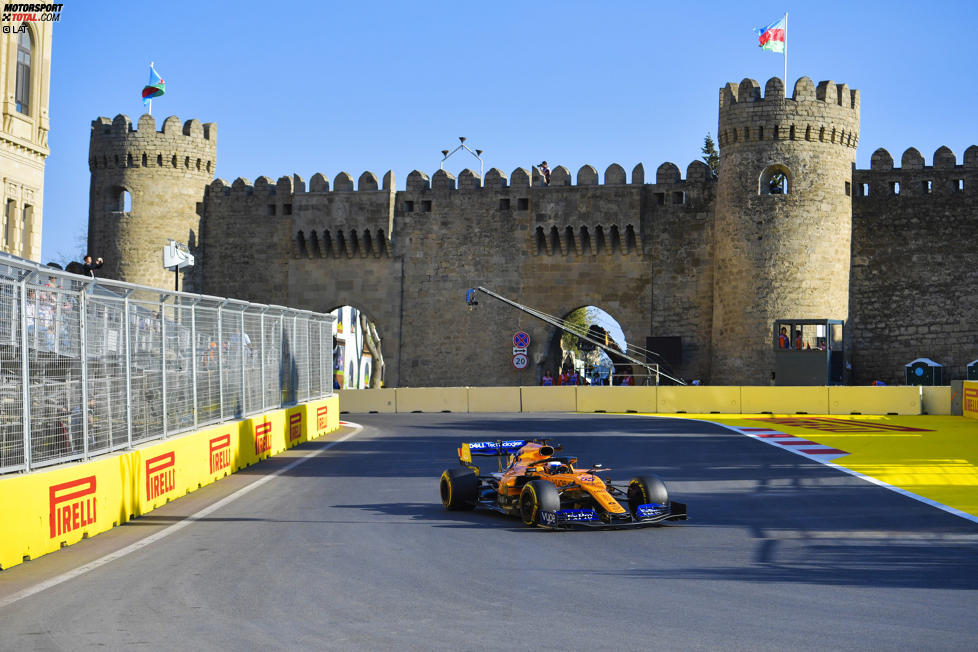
[439,438,687,529]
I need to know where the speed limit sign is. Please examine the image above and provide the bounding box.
[512,353,528,369]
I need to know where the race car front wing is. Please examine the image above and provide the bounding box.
[539,501,687,530]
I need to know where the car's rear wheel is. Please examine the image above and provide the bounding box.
[440,468,479,510]
[520,480,560,527]
[627,475,669,517]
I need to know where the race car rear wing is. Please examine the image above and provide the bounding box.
[458,440,528,463]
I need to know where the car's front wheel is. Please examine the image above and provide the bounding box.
[519,479,560,527]
[627,475,669,517]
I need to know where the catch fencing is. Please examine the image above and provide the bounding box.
[0,254,333,474]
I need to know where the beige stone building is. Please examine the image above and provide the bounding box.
[0,21,51,261]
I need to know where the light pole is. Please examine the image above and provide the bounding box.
[440,136,484,179]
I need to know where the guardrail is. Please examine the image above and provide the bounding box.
[0,253,334,474]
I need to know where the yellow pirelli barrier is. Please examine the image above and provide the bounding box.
[657,386,741,413]
[828,386,921,415]
[467,387,522,412]
[0,395,339,571]
[741,387,829,414]
[576,386,657,413]
[395,387,469,412]
[338,388,397,413]
[521,386,577,412]
[964,381,978,420]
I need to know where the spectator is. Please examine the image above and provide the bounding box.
[538,161,551,186]
[778,326,789,349]
[793,330,803,350]
[82,254,104,278]
[541,370,554,386]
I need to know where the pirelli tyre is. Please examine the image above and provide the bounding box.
[519,479,560,527]
[440,468,479,510]
[627,475,669,517]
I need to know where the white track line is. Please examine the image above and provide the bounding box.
[694,417,978,525]
[0,422,363,609]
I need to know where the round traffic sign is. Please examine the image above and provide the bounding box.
[514,331,530,348]
[512,353,528,369]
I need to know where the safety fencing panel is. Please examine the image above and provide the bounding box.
[0,252,334,475]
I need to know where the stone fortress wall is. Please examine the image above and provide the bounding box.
[86,76,978,387]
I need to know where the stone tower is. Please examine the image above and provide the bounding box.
[88,114,216,290]
[712,77,860,383]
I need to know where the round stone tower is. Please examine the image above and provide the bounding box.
[88,114,216,290]
[712,76,860,384]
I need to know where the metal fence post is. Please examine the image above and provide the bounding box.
[217,300,226,417]
[19,279,31,471]
[79,281,91,460]
[191,298,198,430]
[239,309,246,415]
[123,290,133,449]
[160,295,168,438]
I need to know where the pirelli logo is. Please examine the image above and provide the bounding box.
[209,433,232,473]
[965,388,978,416]
[316,405,329,432]
[49,476,97,539]
[255,420,272,454]
[289,413,302,441]
[146,452,176,501]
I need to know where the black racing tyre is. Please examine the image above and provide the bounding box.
[519,479,560,527]
[440,468,479,510]
[627,475,669,516]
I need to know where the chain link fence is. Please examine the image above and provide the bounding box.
[0,253,333,475]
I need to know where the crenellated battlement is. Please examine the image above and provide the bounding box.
[718,77,860,150]
[206,160,711,199]
[89,113,216,175]
[853,145,978,199]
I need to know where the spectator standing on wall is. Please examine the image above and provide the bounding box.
[538,161,551,186]
[82,254,104,278]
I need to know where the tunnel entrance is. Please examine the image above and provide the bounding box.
[541,306,629,385]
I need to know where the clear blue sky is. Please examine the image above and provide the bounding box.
[40,0,978,263]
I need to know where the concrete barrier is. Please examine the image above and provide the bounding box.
[339,388,396,413]
[395,387,468,413]
[741,386,829,414]
[921,386,952,415]
[576,386,656,413]
[468,387,522,412]
[521,386,577,412]
[828,386,921,415]
[656,386,741,413]
[0,395,338,571]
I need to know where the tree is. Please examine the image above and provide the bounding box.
[360,313,384,388]
[701,133,719,179]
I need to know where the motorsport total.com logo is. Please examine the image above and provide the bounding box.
[2,3,63,28]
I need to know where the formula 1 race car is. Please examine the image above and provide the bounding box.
[439,439,687,529]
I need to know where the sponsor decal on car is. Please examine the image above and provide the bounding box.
[636,503,667,519]
[556,509,600,522]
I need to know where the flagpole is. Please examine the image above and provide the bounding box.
[147,61,154,115]
[783,13,788,88]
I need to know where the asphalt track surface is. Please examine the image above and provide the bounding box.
[1,413,976,651]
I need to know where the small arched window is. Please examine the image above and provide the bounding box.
[759,165,791,195]
[106,186,132,212]
[15,27,32,114]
